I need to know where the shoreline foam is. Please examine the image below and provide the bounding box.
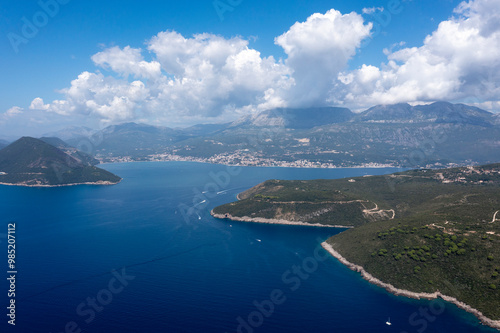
[321,242,500,330]
[211,210,353,229]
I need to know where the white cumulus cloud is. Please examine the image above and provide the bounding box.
[275,9,372,106]
[44,71,150,122]
[362,7,384,14]
[7,0,500,133]
[29,97,50,110]
[26,31,293,125]
[335,0,500,109]
[92,46,162,80]
[4,106,23,118]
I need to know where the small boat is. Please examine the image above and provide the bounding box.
[386,317,392,326]
[256,239,262,242]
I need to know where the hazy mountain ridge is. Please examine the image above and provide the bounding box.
[43,126,96,141]
[356,102,495,126]
[232,107,355,129]
[40,102,500,168]
[39,137,100,166]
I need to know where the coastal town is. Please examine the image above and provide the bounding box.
[96,150,455,170]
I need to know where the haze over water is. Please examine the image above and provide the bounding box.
[0,162,496,332]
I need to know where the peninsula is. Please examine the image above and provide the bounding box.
[0,137,121,187]
[212,164,500,329]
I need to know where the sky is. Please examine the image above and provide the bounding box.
[1,0,500,137]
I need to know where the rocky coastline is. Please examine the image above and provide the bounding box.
[211,210,354,229]
[0,180,121,187]
[321,242,500,330]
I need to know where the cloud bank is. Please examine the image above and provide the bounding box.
[5,0,500,132]
[335,0,500,108]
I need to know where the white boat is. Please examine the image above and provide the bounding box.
[386,317,392,326]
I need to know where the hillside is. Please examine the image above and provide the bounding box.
[39,137,100,166]
[0,137,121,186]
[212,164,500,322]
[0,140,8,150]
[355,102,495,126]
[48,102,500,168]
[232,107,354,129]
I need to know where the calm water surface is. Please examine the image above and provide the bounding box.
[0,162,497,332]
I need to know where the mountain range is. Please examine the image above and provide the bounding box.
[38,101,500,168]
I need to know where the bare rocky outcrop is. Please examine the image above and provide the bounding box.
[211,210,353,228]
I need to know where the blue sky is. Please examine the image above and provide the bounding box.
[2,0,499,137]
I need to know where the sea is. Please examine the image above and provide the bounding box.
[0,162,497,333]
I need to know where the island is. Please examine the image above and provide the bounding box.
[212,164,500,330]
[0,137,121,187]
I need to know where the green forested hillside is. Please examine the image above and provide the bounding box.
[0,137,121,186]
[213,164,500,319]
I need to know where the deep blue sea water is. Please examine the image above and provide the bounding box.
[0,162,498,333]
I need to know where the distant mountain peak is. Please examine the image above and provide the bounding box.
[232,106,355,129]
[357,102,494,126]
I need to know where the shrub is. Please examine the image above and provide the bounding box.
[488,255,494,261]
